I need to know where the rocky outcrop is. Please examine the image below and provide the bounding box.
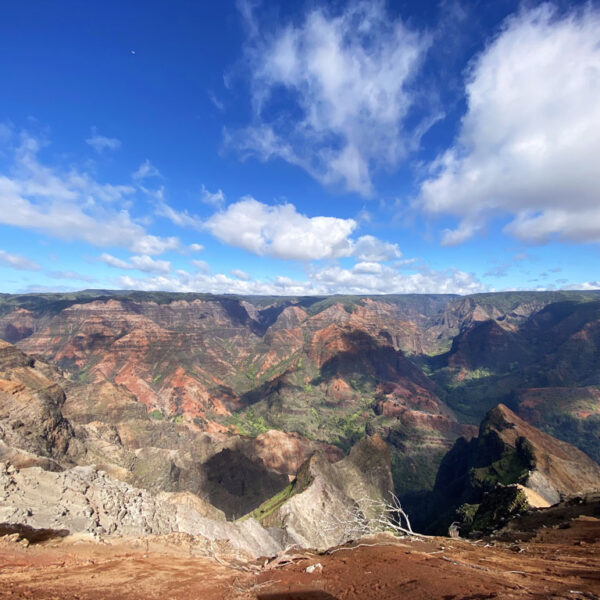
[251,434,394,550]
[3,290,600,503]
[439,404,600,505]
[410,404,600,535]
[0,341,80,464]
[0,461,285,558]
[0,434,392,556]
[0,340,333,520]
[243,429,344,476]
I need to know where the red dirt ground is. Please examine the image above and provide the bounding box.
[0,517,598,600]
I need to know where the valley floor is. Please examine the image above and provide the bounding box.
[0,518,599,600]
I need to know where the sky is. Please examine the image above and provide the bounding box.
[0,0,599,296]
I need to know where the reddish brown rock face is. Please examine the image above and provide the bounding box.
[14,299,261,429]
[0,309,34,344]
[7,297,450,434]
[3,290,599,498]
[250,430,343,475]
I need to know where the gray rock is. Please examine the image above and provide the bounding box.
[0,461,285,558]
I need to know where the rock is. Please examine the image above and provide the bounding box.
[409,404,600,535]
[0,340,327,520]
[0,460,285,558]
[248,435,395,550]
[0,341,79,462]
[306,563,323,573]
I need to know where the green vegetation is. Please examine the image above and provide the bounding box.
[74,355,101,384]
[148,409,164,420]
[391,448,447,494]
[470,448,530,490]
[245,363,258,381]
[240,482,296,523]
[455,503,478,528]
[227,407,270,437]
[460,367,494,381]
[461,486,530,535]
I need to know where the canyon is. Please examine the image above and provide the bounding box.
[1,289,599,495]
[1,290,600,598]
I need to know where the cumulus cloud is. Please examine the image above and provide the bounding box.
[116,260,486,296]
[0,134,178,255]
[129,255,171,274]
[352,235,401,262]
[85,127,121,153]
[419,5,600,245]
[561,281,600,291]
[352,261,383,275]
[100,252,171,274]
[205,197,357,260]
[133,159,161,180]
[309,263,485,295]
[204,197,402,263]
[0,249,40,271]
[234,0,429,195]
[189,243,204,252]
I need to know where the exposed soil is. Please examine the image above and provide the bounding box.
[0,517,599,600]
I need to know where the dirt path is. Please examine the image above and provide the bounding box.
[0,518,598,600]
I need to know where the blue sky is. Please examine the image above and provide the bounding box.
[0,0,598,295]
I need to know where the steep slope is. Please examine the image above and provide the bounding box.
[0,340,345,519]
[0,340,80,469]
[0,461,285,558]
[434,300,600,458]
[410,404,600,534]
[2,289,600,499]
[514,386,600,462]
[244,434,395,550]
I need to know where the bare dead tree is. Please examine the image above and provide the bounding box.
[323,492,422,542]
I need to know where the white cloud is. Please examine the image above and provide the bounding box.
[0,249,40,271]
[189,243,204,252]
[0,134,178,255]
[129,255,171,274]
[205,197,357,260]
[234,0,429,195]
[191,259,210,273]
[100,252,171,274]
[201,184,226,208]
[133,159,161,180]
[115,260,486,296]
[419,5,600,245]
[563,281,600,291]
[155,199,203,230]
[309,263,485,295]
[208,91,225,112]
[204,197,403,263]
[352,261,382,275]
[231,268,250,280]
[100,253,131,269]
[85,127,121,153]
[352,235,401,262]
